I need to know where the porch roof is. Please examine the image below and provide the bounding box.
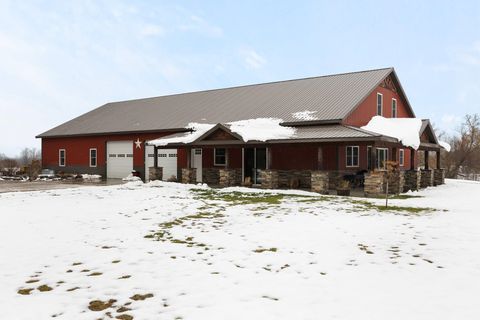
[147,123,399,148]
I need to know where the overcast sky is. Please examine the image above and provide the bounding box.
[1,0,479,156]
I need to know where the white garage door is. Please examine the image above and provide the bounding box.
[107,141,133,179]
[145,145,177,181]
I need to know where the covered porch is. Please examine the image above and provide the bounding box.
[146,122,447,197]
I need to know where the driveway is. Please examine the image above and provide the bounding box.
[0,179,125,193]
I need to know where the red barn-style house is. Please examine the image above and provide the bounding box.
[37,68,446,195]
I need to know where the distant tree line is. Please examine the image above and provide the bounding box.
[439,114,480,179]
[0,148,41,178]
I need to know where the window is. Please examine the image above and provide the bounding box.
[392,98,397,118]
[399,149,405,166]
[376,148,388,169]
[89,148,97,167]
[214,148,226,166]
[59,149,66,167]
[346,146,359,167]
[376,93,383,116]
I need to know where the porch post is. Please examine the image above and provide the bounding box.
[371,145,377,170]
[225,148,230,169]
[266,147,272,170]
[410,148,415,170]
[436,149,441,169]
[186,147,192,169]
[317,146,323,170]
[335,145,339,170]
[424,150,429,170]
[153,146,158,168]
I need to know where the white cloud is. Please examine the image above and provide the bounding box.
[178,15,223,37]
[240,48,267,70]
[140,24,165,37]
[457,40,480,67]
[441,114,462,126]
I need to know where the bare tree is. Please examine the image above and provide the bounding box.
[0,156,19,176]
[19,148,41,166]
[442,114,480,178]
[18,148,42,179]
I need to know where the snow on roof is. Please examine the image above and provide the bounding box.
[439,141,451,152]
[291,110,319,121]
[149,123,215,146]
[361,116,423,149]
[149,118,296,146]
[227,118,296,142]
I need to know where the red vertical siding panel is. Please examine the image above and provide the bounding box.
[343,85,414,127]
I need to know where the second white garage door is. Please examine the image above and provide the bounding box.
[107,141,133,179]
[145,145,177,181]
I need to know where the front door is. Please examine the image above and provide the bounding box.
[243,147,266,185]
[191,148,202,182]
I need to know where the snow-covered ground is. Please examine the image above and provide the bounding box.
[0,179,479,320]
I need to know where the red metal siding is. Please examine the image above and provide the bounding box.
[270,145,318,170]
[42,132,178,170]
[343,85,414,127]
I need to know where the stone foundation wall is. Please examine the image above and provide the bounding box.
[260,170,279,189]
[202,168,220,185]
[219,169,237,187]
[277,170,312,188]
[364,171,385,197]
[148,167,163,181]
[433,169,445,186]
[404,170,421,192]
[420,169,433,188]
[311,171,329,194]
[181,168,197,184]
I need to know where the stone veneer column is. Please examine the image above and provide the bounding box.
[148,167,163,181]
[364,171,385,197]
[420,169,433,188]
[386,170,405,195]
[311,171,329,194]
[433,169,445,186]
[181,168,197,184]
[404,170,421,192]
[219,169,237,187]
[260,170,279,189]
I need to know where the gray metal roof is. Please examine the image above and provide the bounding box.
[38,67,394,138]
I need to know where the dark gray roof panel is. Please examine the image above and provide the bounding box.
[38,68,393,138]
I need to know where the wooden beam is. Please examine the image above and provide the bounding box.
[436,150,441,169]
[154,146,158,168]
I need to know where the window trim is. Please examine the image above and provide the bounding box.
[89,148,97,167]
[376,92,383,116]
[399,149,405,167]
[392,98,397,118]
[214,148,226,166]
[376,148,389,169]
[59,149,66,167]
[345,146,360,168]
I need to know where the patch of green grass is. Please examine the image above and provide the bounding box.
[253,247,278,253]
[192,189,287,205]
[346,198,435,213]
[390,194,424,199]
